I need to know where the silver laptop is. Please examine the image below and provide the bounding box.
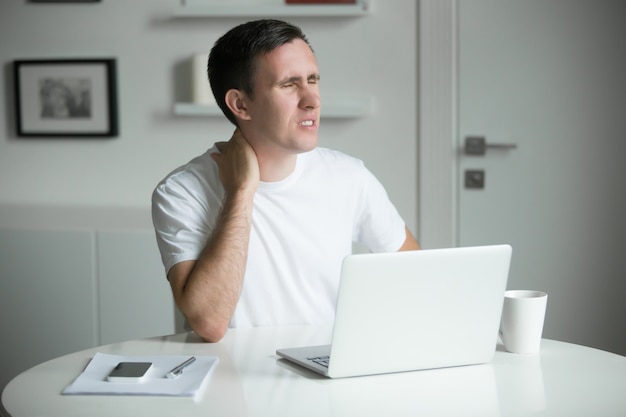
[276,244,512,378]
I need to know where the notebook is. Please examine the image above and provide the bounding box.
[276,244,512,378]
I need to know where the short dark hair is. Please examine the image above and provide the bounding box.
[207,19,312,125]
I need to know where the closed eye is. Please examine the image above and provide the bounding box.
[278,74,320,88]
[308,74,321,84]
[278,78,298,88]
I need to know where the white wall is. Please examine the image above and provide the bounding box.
[0,0,418,392]
[0,0,418,232]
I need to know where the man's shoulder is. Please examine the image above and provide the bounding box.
[153,147,220,198]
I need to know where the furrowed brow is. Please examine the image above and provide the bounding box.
[278,76,301,86]
[277,73,320,86]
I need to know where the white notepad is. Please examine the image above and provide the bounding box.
[62,352,219,401]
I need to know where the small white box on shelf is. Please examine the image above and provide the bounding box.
[190,53,214,105]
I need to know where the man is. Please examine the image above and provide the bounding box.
[152,19,419,343]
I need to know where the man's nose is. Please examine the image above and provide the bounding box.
[300,86,321,109]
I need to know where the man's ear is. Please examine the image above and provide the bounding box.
[225,89,252,121]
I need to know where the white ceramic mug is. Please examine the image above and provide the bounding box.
[499,290,548,354]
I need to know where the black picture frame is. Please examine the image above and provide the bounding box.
[13,58,118,138]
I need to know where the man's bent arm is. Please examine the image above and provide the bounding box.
[168,130,259,343]
[399,227,420,251]
[167,190,253,342]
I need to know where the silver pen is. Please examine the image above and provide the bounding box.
[165,356,196,379]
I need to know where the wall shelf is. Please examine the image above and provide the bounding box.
[175,95,373,119]
[173,1,371,18]
[173,3,373,119]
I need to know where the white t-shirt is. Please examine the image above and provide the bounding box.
[152,146,406,328]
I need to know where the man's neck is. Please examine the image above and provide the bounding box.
[257,152,297,182]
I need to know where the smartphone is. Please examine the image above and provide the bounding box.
[106,361,153,383]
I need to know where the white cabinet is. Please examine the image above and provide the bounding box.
[0,208,176,392]
[0,230,96,392]
[96,231,175,345]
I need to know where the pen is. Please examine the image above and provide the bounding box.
[165,356,196,379]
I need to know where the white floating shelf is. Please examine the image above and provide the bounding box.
[175,96,372,119]
[174,2,370,18]
[175,103,223,117]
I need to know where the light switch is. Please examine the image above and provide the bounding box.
[465,170,485,189]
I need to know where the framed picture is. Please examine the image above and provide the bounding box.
[14,59,118,137]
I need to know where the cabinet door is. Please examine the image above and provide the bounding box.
[0,229,96,390]
[97,231,175,344]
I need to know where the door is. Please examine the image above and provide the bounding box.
[457,1,626,354]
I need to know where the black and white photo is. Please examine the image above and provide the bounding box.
[14,59,118,137]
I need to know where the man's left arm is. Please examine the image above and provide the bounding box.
[398,227,420,251]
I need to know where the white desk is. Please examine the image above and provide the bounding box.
[2,326,625,416]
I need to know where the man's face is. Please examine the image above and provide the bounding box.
[244,38,321,158]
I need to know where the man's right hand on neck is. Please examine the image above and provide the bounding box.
[211,128,260,198]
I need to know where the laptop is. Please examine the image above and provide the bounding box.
[276,244,512,378]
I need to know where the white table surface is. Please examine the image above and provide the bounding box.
[2,325,625,417]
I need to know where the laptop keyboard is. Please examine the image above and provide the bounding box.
[307,355,330,368]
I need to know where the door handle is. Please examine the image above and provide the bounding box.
[464,136,517,155]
